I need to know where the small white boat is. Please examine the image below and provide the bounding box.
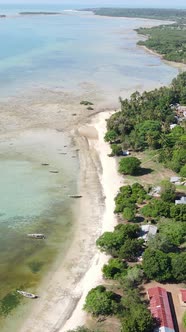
[27,234,45,239]
[17,290,38,299]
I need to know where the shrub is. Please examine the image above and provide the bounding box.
[119,157,141,175]
[83,286,119,316]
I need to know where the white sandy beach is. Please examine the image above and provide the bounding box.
[14,108,122,332]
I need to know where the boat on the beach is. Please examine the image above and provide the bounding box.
[17,290,38,299]
[69,195,82,198]
[27,234,45,239]
[49,170,59,173]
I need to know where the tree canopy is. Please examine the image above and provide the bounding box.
[119,157,141,175]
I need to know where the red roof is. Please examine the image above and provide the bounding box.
[180,289,186,302]
[148,287,175,330]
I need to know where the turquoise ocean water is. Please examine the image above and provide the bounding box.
[0,4,179,328]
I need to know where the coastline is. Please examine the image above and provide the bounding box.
[0,15,182,332]
[62,111,123,331]
[138,44,186,72]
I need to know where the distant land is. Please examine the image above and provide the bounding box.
[19,12,60,16]
[0,15,6,18]
[83,8,186,23]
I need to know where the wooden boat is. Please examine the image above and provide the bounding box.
[69,195,82,198]
[27,234,45,239]
[17,290,38,299]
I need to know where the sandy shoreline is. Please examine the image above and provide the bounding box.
[139,45,186,72]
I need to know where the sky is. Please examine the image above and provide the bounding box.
[0,0,186,8]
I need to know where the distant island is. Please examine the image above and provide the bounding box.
[84,8,186,23]
[19,12,61,16]
[0,15,6,18]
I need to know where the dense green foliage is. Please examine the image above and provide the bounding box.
[180,164,186,177]
[96,224,141,258]
[142,249,172,282]
[159,221,186,246]
[171,252,186,282]
[119,157,141,175]
[143,248,186,282]
[140,199,172,219]
[102,258,128,279]
[160,180,176,202]
[88,8,186,23]
[115,183,147,214]
[137,24,186,64]
[121,289,154,332]
[110,143,123,156]
[106,73,186,174]
[83,286,119,316]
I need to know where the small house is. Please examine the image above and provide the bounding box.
[170,124,177,130]
[170,176,181,184]
[149,186,161,197]
[140,225,157,242]
[175,196,186,205]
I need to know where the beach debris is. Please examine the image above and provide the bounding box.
[41,163,49,166]
[27,234,45,239]
[72,113,77,116]
[69,195,82,198]
[64,145,67,147]
[49,170,59,174]
[17,290,38,299]
[59,152,67,155]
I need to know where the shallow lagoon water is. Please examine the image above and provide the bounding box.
[0,7,180,329]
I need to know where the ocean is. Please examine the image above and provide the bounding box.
[0,4,179,330]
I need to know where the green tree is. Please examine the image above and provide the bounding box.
[160,180,176,202]
[83,286,119,316]
[122,207,135,221]
[121,305,154,332]
[119,157,141,175]
[104,130,118,143]
[96,232,123,256]
[180,164,186,177]
[142,249,172,282]
[171,252,186,282]
[122,266,144,288]
[121,290,154,332]
[159,221,186,246]
[119,239,144,262]
[110,144,123,156]
[170,204,186,222]
[102,258,128,280]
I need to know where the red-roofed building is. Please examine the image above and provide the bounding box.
[148,287,175,332]
[180,289,186,303]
